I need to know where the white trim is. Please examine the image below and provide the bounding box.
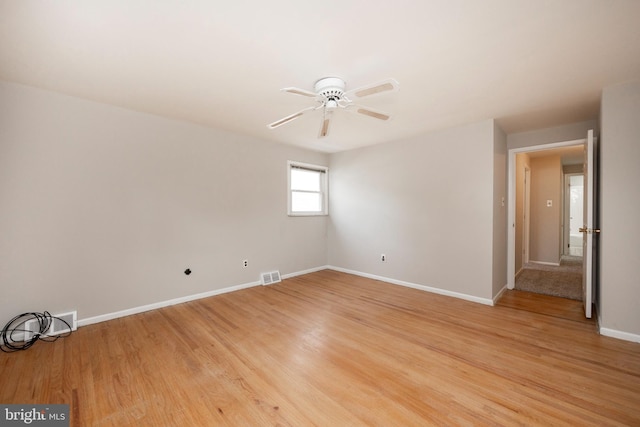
[281,265,328,279]
[327,266,494,306]
[507,138,586,290]
[523,166,531,265]
[78,280,261,327]
[493,284,509,305]
[287,160,329,216]
[600,327,640,344]
[77,265,331,327]
[73,265,640,344]
[528,260,561,267]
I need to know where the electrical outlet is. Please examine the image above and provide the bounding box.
[242,259,249,268]
[381,254,386,262]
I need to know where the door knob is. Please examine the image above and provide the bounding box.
[579,227,601,234]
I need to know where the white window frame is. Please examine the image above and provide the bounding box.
[287,161,328,216]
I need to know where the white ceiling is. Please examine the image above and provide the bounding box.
[1,1,639,153]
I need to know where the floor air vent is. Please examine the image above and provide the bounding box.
[24,311,77,341]
[261,271,281,285]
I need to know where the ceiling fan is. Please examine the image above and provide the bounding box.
[267,77,399,138]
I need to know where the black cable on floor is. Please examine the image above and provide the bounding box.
[1,311,72,353]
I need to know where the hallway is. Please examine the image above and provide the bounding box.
[515,256,583,300]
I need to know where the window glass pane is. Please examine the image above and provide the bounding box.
[291,191,321,212]
[291,169,320,191]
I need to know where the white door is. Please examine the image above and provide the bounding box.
[581,129,598,318]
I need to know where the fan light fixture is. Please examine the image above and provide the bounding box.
[268,77,399,138]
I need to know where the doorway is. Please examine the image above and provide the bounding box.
[507,139,586,293]
[523,167,531,265]
[564,173,584,257]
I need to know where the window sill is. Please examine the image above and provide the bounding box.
[288,212,328,217]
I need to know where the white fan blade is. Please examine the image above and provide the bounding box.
[267,106,317,129]
[344,104,391,121]
[281,87,317,97]
[319,109,333,138]
[344,78,399,99]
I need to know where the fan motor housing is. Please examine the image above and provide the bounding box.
[315,77,345,101]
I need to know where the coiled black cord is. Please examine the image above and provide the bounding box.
[1,311,72,353]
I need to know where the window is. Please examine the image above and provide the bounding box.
[288,161,328,216]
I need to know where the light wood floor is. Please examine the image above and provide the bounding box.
[2,270,640,426]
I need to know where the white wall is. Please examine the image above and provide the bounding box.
[599,80,640,339]
[4,79,638,342]
[328,120,497,302]
[0,81,329,323]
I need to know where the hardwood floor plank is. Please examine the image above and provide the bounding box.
[1,270,639,426]
[497,289,588,322]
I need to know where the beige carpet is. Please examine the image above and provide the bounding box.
[515,256,583,300]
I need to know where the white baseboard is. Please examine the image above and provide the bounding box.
[529,260,561,266]
[281,265,328,279]
[78,280,262,327]
[515,267,524,279]
[78,265,332,327]
[493,284,509,305]
[327,266,494,306]
[599,327,640,344]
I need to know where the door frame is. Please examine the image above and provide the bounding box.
[523,166,531,265]
[507,138,586,289]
